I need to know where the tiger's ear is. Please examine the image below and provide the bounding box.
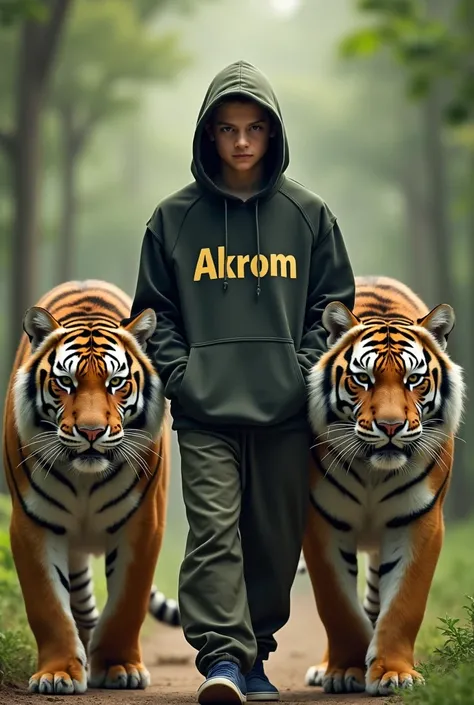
[122,308,157,350]
[322,301,360,348]
[417,304,455,351]
[23,307,60,350]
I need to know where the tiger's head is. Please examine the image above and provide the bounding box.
[13,306,162,475]
[308,302,465,472]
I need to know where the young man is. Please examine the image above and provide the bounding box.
[128,60,355,703]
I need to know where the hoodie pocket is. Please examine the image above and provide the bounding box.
[177,338,307,426]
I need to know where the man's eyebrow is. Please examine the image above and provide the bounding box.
[216,119,267,126]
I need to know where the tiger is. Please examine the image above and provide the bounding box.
[2,279,180,695]
[302,275,465,696]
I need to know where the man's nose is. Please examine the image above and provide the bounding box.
[235,131,249,147]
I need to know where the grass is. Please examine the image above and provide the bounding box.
[0,494,36,687]
[394,519,474,704]
[415,519,474,656]
[398,600,474,704]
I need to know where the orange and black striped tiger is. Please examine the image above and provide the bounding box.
[3,280,179,695]
[302,276,465,696]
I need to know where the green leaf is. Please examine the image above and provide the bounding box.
[339,28,384,58]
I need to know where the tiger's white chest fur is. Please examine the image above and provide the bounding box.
[24,463,142,552]
[311,454,437,551]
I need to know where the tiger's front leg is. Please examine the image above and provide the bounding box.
[10,514,87,694]
[303,500,373,694]
[365,510,444,696]
[88,490,163,690]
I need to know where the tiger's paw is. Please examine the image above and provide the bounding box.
[28,658,87,694]
[366,660,425,696]
[89,662,151,689]
[305,661,327,687]
[323,666,366,694]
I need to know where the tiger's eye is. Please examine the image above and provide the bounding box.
[58,376,72,386]
[109,376,122,386]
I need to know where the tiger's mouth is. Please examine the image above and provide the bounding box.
[366,440,414,455]
[366,446,410,471]
[73,448,107,460]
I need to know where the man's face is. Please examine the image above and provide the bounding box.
[208,100,273,175]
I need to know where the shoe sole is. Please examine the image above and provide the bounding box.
[197,677,246,704]
[246,693,280,702]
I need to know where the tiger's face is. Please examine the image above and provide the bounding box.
[14,307,162,475]
[309,302,465,472]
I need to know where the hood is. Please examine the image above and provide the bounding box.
[191,60,289,200]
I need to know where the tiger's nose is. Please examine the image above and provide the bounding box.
[377,421,404,437]
[77,426,106,443]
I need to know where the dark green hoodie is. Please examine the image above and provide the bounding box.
[128,60,355,430]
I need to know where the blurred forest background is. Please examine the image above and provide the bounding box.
[0,0,473,598]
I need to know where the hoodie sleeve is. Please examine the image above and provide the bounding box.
[297,209,355,377]
[127,219,189,401]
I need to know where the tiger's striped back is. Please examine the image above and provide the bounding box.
[354,276,428,323]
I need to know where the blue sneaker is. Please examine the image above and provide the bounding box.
[197,660,247,704]
[246,659,279,701]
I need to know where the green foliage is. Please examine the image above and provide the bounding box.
[0,0,47,25]
[430,601,474,673]
[51,0,190,153]
[399,598,474,704]
[402,663,474,705]
[342,0,474,125]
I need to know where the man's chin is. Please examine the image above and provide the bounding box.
[71,456,110,474]
[228,157,258,171]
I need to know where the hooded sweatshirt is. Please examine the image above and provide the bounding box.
[128,60,355,430]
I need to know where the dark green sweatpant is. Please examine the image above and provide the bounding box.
[177,428,310,676]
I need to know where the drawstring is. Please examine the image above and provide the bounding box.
[223,199,229,292]
[222,198,261,299]
[255,200,261,297]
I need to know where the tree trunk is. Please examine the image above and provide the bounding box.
[421,90,471,519]
[10,26,44,352]
[58,103,77,282]
[0,2,72,493]
[400,160,436,306]
[7,0,72,363]
[420,89,455,308]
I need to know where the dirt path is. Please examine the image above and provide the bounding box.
[1,586,391,705]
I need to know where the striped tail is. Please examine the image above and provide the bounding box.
[149,585,181,627]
